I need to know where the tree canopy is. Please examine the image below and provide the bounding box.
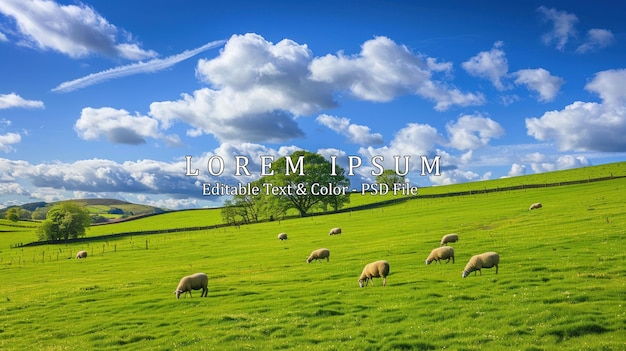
[269,151,350,216]
[5,207,20,222]
[36,202,91,242]
[376,169,406,187]
[221,151,350,223]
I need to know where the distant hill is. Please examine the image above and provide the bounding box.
[0,198,166,223]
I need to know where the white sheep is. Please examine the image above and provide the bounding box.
[358,260,390,287]
[306,248,330,263]
[425,246,455,265]
[277,232,288,241]
[529,202,542,211]
[462,252,499,278]
[440,233,459,246]
[75,250,88,259]
[174,273,209,299]
[329,227,342,235]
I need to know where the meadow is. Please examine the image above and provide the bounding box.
[0,163,625,350]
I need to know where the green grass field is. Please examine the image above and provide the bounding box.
[0,163,625,350]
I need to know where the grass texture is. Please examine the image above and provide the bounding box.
[0,163,625,350]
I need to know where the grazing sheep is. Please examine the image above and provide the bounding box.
[462,252,499,278]
[306,248,330,263]
[529,202,542,211]
[425,246,455,265]
[358,260,390,287]
[329,227,342,235]
[277,232,288,241]
[75,250,88,259]
[440,233,459,246]
[174,273,209,299]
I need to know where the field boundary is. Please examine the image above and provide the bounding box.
[14,174,625,248]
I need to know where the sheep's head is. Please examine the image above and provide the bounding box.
[462,270,470,278]
[175,290,183,299]
[425,259,432,266]
[358,278,368,288]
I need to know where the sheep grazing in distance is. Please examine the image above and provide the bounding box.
[440,233,459,246]
[529,202,542,211]
[426,246,455,265]
[306,248,330,263]
[358,260,390,287]
[174,273,209,299]
[329,227,342,235]
[462,252,499,278]
[277,232,288,241]
[75,250,88,259]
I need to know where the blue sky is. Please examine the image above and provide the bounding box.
[1,0,625,209]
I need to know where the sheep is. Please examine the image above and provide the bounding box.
[174,273,209,299]
[529,202,542,211]
[440,233,459,246]
[306,248,330,263]
[75,250,88,259]
[329,227,342,235]
[277,232,288,241]
[358,260,390,287]
[425,246,455,265]
[462,252,499,278]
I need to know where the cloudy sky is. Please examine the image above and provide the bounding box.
[1,0,625,209]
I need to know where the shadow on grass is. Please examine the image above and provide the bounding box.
[545,322,609,342]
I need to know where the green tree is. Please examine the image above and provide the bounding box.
[221,179,286,224]
[221,195,258,225]
[36,202,91,242]
[18,208,32,220]
[376,169,406,187]
[264,151,350,217]
[221,151,350,221]
[31,207,49,220]
[5,207,20,222]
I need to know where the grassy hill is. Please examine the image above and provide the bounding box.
[0,198,165,224]
[0,162,625,350]
[75,161,626,241]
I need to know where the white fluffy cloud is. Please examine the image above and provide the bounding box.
[358,123,443,180]
[462,43,563,102]
[507,163,527,177]
[316,114,384,145]
[526,69,626,152]
[74,107,162,145]
[309,36,485,111]
[529,155,590,173]
[0,141,317,208]
[0,157,196,201]
[150,33,335,143]
[446,114,505,150]
[0,0,156,59]
[514,68,564,102]
[429,168,483,186]
[462,41,509,90]
[0,132,21,153]
[149,34,485,143]
[0,93,44,109]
